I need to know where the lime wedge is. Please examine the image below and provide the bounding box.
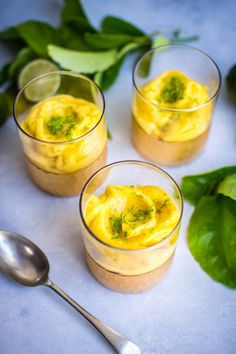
[18,59,60,102]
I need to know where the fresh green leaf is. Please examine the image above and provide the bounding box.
[61,0,95,33]
[61,0,88,21]
[17,21,64,57]
[136,36,170,78]
[172,28,182,38]
[0,26,25,51]
[102,16,145,36]
[60,25,92,50]
[152,36,170,48]
[94,71,103,87]
[226,64,236,103]
[171,35,199,44]
[137,52,152,78]
[8,47,35,80]
[96,42,141,90]
[48,44,117,74]
[218,173,236,201]
[99,58,124,91]
[0,91,13,126]
[117,42,142,59]
[188,195,236,289]
[0,48,35,86]
[107,128,112,140]
[84,32,136,49]
[103,58,124,89]
[0,26,21,41]
[221,196,236,268]
[182,166,236,205]
[64,18,96,34]
[0,62,11,86]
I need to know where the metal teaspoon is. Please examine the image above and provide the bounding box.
[0,230,140,354]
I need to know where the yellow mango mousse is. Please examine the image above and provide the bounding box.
[133,70,212,142]
[21,94,106,174]
[85,185,179,250]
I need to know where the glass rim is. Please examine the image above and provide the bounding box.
[13,70,106,145]
[132,44,222,112]
[79,160,183,253]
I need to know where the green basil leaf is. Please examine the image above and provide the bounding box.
[61,0,95,33]
[85,32,135,49]
[48,45,117,74]
[17,21,64,57]
[218,173,236,201]
[102,16,145,36]
[182,166,236,205]
[188,195,236,289]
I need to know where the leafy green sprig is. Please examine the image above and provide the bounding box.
[47,115,77,139]
[129,207,154,222]
[182,166,236,289]
[109,213,127,239]
[160,76,185,103]
[0,0,198,126]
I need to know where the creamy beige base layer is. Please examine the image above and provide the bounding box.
[25,146,107,196]
[86,250,174,293]
[132,116,210,166]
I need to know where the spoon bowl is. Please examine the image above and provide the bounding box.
[0,231,49,286]
[0,230,140,354]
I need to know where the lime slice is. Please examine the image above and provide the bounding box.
[18,59,60,102]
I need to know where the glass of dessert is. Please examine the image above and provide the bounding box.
[132,45,221,166]
[14,71,107,196]
[79,160,183,293]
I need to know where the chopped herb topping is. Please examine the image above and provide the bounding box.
[155,199,171,213]
[47,114,77,139]
[160,76,185,103]
[130,207,153,222]
[109,213,126,239]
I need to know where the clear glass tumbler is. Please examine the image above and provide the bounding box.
[14,71,107,196]
[132,45,221,166]
[79,160,183,293]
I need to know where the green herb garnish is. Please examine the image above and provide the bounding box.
[155,198,171,213]
[47,115,77,139]
[160,76,185,103]
[109,213,126,239]
[130,207,153,222]
[182,166,236,289]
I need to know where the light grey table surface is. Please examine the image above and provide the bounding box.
[0,1,236,354]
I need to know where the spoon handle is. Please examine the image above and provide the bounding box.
[46,279,140,354]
